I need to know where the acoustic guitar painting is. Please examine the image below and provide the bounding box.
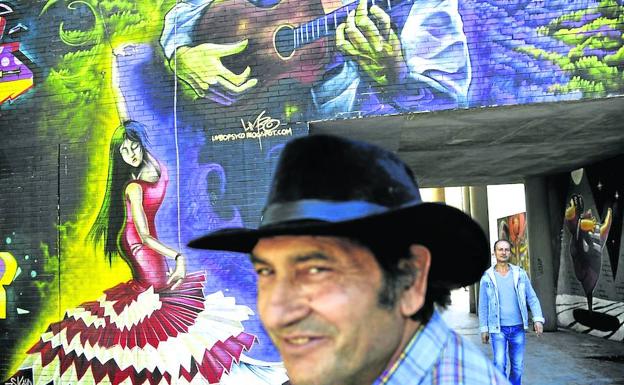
[192,0,410,89]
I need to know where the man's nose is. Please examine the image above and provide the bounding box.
[260,276,309,329]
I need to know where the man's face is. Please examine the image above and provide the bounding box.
[251,235,407,385]
[494,241,511,263]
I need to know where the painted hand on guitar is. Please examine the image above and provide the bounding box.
[173,40,257,105]
[336,0,406,86]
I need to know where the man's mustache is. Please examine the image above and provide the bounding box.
[271,317,338,338]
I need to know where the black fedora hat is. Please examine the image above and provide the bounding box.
[189,134,490,288]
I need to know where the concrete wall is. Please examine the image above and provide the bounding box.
[1,0,624,382]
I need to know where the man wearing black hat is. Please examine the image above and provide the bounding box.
[190,134,510,385]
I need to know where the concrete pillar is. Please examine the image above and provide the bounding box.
[461,187,476,313]
[461,187,471,215]
[524,177,557,331]
[469,186,490,235]
[467,186,490,314]
[430,187,446,203]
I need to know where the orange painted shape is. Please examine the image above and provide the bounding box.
[0,78,34,105]
[0,252,18,319]
[509,213,526,244]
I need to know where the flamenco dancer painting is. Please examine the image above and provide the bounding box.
[16,121,288,385]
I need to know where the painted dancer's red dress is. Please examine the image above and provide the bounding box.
[20,163,287,385]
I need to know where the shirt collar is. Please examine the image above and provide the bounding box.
[374,310,451,384]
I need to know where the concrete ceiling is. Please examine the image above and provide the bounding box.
[309,96,624,188]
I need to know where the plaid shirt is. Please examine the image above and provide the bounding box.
[374,311,510,385]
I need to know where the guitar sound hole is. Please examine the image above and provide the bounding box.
[249,0,282,7]
[274,25,295,59]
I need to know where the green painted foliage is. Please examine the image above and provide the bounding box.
[605,46,624,65]
[40,0,175,140]
[551,76,606,97]
[523,0,624,97]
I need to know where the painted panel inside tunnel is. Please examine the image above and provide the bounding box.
[556,156,624,340]
[497,212,530,275]
[0,0,623,382]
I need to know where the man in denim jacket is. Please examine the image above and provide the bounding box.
[479,239,544,385]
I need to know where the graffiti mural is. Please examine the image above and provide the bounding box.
[6,121,288,385]
[161,0,624,120]
[0,0,623,381]
[0,252,18,319]
[556,156,624,340]
[0,2,34,105]
[497,212,530,274]
[161,0,473,120]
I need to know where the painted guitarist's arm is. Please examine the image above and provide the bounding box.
[160,0,257,103]
[174,43,257,99]
[161,0,214,59]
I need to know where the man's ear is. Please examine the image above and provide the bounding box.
[399,244,431,317]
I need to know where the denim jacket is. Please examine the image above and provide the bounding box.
[478,264,545,333]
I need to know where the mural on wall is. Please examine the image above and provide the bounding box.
[460,0,624,106]
[161,0,624,121]
[1,0,307,380]
[497,212,530,274]
[556,156,624,341]
[1,0,624,381]
[0,252,18,319]
[161,0,473,120]
[520,0,624,98]
[1,136,57,381]
[0,2,34,105]
[8,121,288,385]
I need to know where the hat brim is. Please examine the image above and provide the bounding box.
[188,202,490,288]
